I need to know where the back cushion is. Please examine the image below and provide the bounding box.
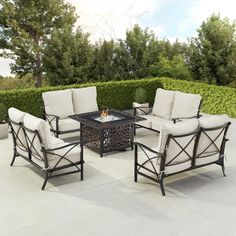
[23,114,52,160]
[171,91,201,119]
[152,88,175,120]
[8,107,27,148]
[72,86,98,114]
[157,120,198,173]
[198,115,229,129]
[158,119,199,153]
[42,89,74,118]
[196,115,229,162]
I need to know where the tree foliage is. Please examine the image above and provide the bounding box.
[90,40,117,82]
[2,5,235,88]
[114,25,160,80]
[43,27,93,86]
[0,0,77,87]
[148,55,192,81]
[187,14,236,86]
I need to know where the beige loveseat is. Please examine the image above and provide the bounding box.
[134,115,231,196]
[135,88,202,132]
[8,107,84,190]
[42,86,99,138]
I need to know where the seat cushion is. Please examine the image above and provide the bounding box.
[137,136,192,175]
[59,118,80,132]
[162,161,192,175]
[135,115,152,129]
[50,118,81,132]
[17,147,29,158]
[8,107,27,149]
[135,115,172,131]
[32,142,81,169]
[49,136,64,145]
[195,115,229,166]
[171,91,201,119]
[72,86,98,114]
[42,89,74,118]
[23,114,80,167]
[137,147,161,175]
[48,143,81,169]
[151,117,173,132]
[152,88,175,120]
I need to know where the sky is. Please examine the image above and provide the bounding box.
[1,0,236,76]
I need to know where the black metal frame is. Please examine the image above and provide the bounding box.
[43,109,80,138]
[8,118,84,190]
[134,98,203,133]
[134,122,231,196]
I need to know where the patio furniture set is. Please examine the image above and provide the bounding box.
[7,86,231,195]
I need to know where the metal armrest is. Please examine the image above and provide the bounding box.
[43,141,80,152]
[133,107,152,115]
[45,113,60,119]
[41,106,60,120]
[44,113,60,137]
[134,142,160,155]
[172,114,202,123]
[42,141,83,176]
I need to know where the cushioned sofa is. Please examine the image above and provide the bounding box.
[135,88,202,133]
[42,86,98,138]
[134,114,231,196]
[8,107,84,190]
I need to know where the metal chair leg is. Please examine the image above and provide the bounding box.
[41,171,49,190]
[221,159,226,177]
[80,146,84,181]
[10,152,17,166]
[80,162,84,181]
[159,176,166,196]
[134,144,138,182]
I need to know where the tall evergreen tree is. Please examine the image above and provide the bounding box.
[91,40,117,82]
[114,25,159,80]
[187,14,236,86]
[0,0,76,87]
[44,27,93,86]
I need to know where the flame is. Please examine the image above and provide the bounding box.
[101,110,109,117]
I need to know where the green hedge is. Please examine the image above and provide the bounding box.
[157,78,236,118]
[0,79,162,117]
[0,77,235,118]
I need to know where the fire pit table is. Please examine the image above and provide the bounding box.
[70,110,144,157]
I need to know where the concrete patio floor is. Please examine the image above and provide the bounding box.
[0,118,236,236]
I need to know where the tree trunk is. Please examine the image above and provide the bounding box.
[35,50,42,88]
[34,34,43,88]
[35,72,42,88]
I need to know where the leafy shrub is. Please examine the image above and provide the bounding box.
[0,77,235,118]
[0,103,7,123]
[157,77,236,118]
[134,87,147,103]
[148,55,192,81]
[0,79,162,117]
[0,74,49,90]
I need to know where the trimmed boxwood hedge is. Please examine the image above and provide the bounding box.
[0,79,162,118]
[0,77,235,118]
[157,78,236,118]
